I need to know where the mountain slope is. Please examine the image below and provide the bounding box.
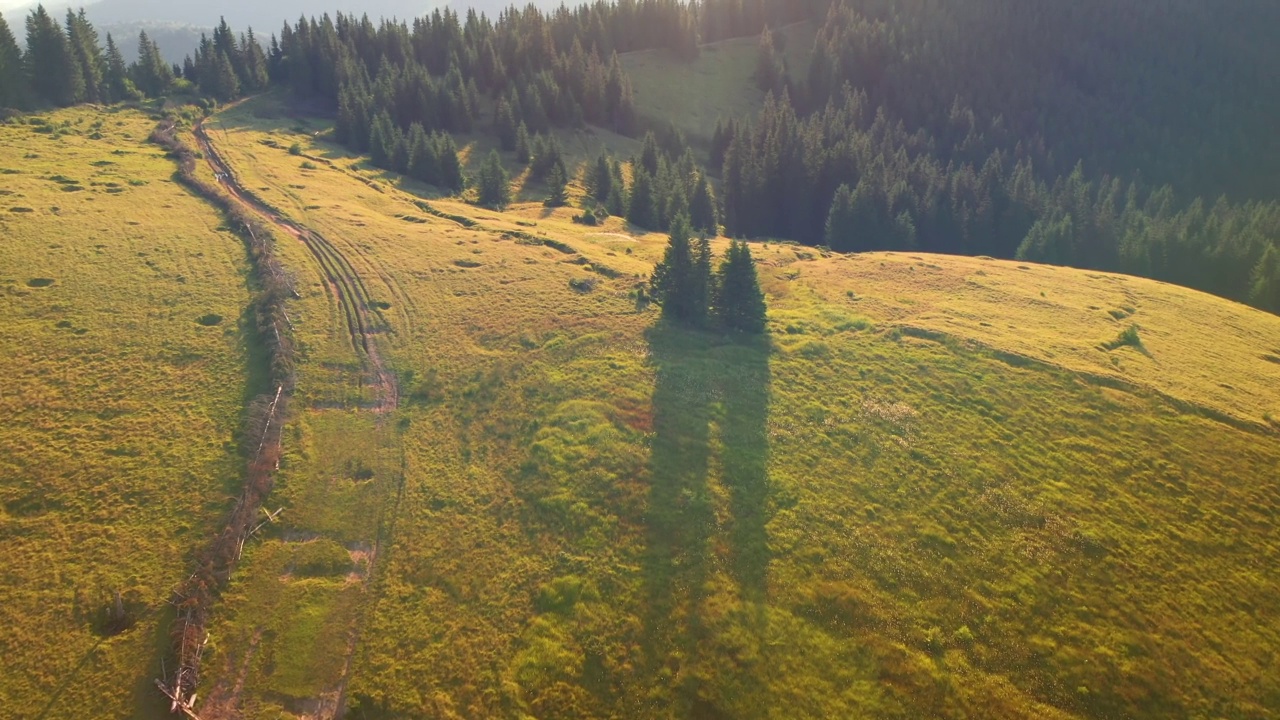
[186,94,1280,719]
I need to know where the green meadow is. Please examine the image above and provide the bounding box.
[174,94,1280,719]
[0,106,251,718]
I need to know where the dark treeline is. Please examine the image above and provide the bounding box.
[279,0,811,174]
[4,0,1279,313]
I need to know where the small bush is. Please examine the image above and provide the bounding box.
[288,143,303,155]
[300,160,317,170]
[1102,324,1142,351]
[569,277,596,293]
[572,208,599,226]
[293,539,352,577]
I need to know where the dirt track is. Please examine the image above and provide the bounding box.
[194,119,398,413]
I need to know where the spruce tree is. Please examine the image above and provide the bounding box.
[639,131,661,176]
[1249,244,1280,313]
[407,123,436,184]
[131,30,173,97]
[715,241,767,334]
[606,160,626,216]
[545,162,568,207]
[213,50,240,101]
[650,213,697,324]
[627,167,658,230]
[0,14,28,109]
[368,112,395,169]
[495,97,517,150]
[690,173,719,235]
[435,133,464,192]
[514,122,531,164]
[692,234,713,324]
[824,183,858,251]
[66,10,103,104]
[103,34,135,102]
[588,153,612,202]
[25,5,83,106]
[476,149,509,207]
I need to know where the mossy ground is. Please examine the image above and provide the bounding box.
[0,106,252,718]
[183,94,1280,719]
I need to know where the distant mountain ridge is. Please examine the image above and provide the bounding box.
[4,0,560,61]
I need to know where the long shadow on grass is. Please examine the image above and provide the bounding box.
[642,325,771,715]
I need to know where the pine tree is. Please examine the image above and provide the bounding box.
[715,241,767,334]
[213,50,240,101]
[495,97,518,151]
[606,159,627,216]
[240,28,269,92]
[627,167,658,230]
[545,162,568,207]
[824,184,858,251]
[514,122,531,164]
[102,34,136,102]
[588,153,612,202]
[25,5,83,106]
[690,173,719,235]
[65,10,103,104]
[0,14,28,109]
[435,133,464,192]
[476,149,509,207]
[639,131,661,176]
[131,30,173,97]
[755,25,782,94]
[650,213,698,324]
[692,234,713,324]
[1249,244,1280,313]
[368,111,395,169]
[824,182,885,252]
[407,123,437,184]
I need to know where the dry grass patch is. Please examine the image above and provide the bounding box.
[0,105,252,718]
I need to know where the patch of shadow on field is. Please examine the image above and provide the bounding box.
[27,278,55,288]
[641,325,772,713]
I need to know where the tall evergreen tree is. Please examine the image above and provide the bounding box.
[131,30,173,97]
[435,133,464,192]
[0,14,28,108]
[514,122,531,164]
[476,150,509,207]
[25,5,83,106]
[650,213,700,325]
[368,111,395,169]
[588,153,612,203]
[627,167,659,230]
[545,162,568,207]
[65,10,103,104]
[639,131,661,176]
[102,34,135,101]
[690,173,719,235]
[715,240,767,334]
[1249,244,1280,313]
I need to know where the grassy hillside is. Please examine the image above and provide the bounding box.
[0,107,251,718]
[176,94,1280,719]
[622,21,815,142]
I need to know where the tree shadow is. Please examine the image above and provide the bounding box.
[642,325,772,714]
[718,337,772,605]
[643,325,717,710]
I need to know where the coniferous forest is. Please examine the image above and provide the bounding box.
[3,0,1278,314]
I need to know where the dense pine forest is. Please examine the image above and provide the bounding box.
[3,0,1278,313]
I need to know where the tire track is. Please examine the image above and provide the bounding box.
[195,119,398,413]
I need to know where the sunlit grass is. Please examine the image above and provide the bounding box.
[120,95,1280,718]
[0,105,251,718]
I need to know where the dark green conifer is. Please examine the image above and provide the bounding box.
[476,149,509,207]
